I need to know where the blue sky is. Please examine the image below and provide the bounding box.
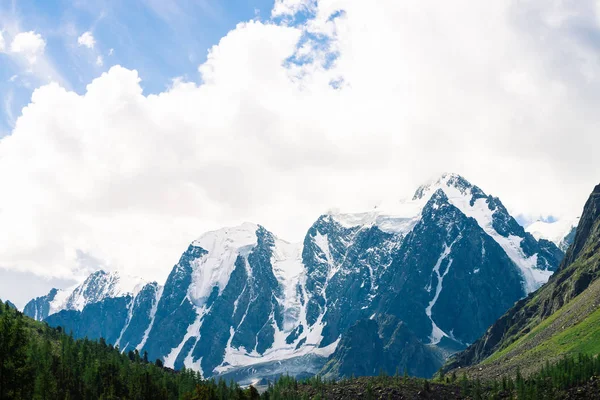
[0,0,279,136]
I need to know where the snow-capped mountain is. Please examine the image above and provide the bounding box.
[24,174,565,382]
[526,217,579,252]
[24,270,149,321]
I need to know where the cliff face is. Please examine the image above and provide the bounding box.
[321,315,445,379]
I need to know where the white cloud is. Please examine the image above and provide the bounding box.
[10,31,46,64]
[77,31,95,49]
[96,55,103,66]
[0,2,599,284]
[0,31,5,52]
[272,0,316,17]
[108,48,114,56]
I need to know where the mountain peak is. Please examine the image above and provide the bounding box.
[413,173,476,201]
[188,222,262,307]
[59,269,147,312]
[192,222,260,252]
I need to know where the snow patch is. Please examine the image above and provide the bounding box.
[189,223,258,306]
[164,308,205,369]
[329,199,423,236]
[425,237,460,345]
[271,239,304,331]
[136,285,164,351]
[48,270,146,316]
[526,217,579,247]
[48,289,71,316]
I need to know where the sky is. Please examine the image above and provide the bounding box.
[0,0,599,308]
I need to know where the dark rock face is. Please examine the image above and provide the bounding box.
[190,227,285,374]
[23,288,58,321]
[302,216,362,329]
[563,185,600,268]
[322,319,386,378]
[538,239,565,270]
[115,282,161,353]
[142,244,203,363]
[191,257,247,373]
[377,190,524,345]
[322,315,444,379]
[560,225,578,251]
[46,296,131,343]
[303,216,402,348]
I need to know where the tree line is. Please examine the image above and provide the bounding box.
[0,300,258,399]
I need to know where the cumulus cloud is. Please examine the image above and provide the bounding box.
[96,55,103,66]
[77,31,95,49]
[0,31,5,52]
[1,2,599,284]
[9,31,46,64]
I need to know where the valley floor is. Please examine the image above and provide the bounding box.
[262,376,600,399]
[265,376,466,399]
[262,353,600,400]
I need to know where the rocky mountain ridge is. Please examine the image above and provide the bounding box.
[24,173,566,383]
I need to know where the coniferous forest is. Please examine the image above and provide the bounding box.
[0,300,259,400]
[4,297,600,399]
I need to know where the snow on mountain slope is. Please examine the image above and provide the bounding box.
[47,289,72,316]
[214,230,342,375]
[527,217,579,250]
[329,173,555,293]
[425,235,461,345]
[24,270,147,320]
[55,270,146,312]
[136,285,164,351]
[159,223,262,369]
[329,199,424,236]
[416,174,557,292]
[189,222,259,306]
[29,173,565,382]
[271,239,304,330]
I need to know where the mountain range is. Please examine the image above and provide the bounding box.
[22,173,575,384]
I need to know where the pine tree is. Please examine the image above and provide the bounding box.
[0,302,31,398]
